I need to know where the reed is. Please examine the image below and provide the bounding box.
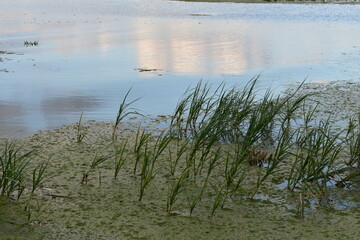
[112,88,141,140]
[76,112,86,143]
[169,92,192,138]
[139,131,172,201]
[346,113,360,168]
[0,141,34,200]
[170,81,226,140]
[188,147,221,215]
[334,114,360,186]
[114,140,128,179]
[287,119,343,195]
[211,184,228,218]
[133,126,151,174]
[188,118,225,177]
[224,147,248,196]
[152,130,172,162]
[166,78,307,215]
[169,139,188,175]
[31,157,50,194]
[252,126,294,198]
[252,93,308,197]
[82,149,113,184]
[167,168,189,215]
[139,143,154,201]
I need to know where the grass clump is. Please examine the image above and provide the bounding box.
[0,141,33,200]
[82,148,113,185]
[0,140,49,201]
[114,140,129,179]
[76,112,87,143]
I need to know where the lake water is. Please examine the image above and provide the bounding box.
[1,0,360,137]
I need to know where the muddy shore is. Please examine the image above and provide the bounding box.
[1,81,360,240]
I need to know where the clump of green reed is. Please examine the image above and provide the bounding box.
[167,168,189,215]
[82,148,114,185]
[166,107,227,214]
[166,78,288,215]
[139,131,172,201]
[107,78,356,218]
[223,146,247,202]
[187,117,225,177]
[346,114,360,168]
[166,79,253,214]
[252,92,309,197]
[170,80,227,139]
[188,147,222,215]
[112,88,141,140]
[170,80,249,141]
[168,139,189,175]
[286,118,343,217]
[114,140,128,179]
[170,82,207,138]
[0,140,34,200]
[212,87,305,205]
[252,126,293,198]
[211,184,228,217]
[76,112,87,143]
[133,125,151,174]
[334,114,360,186]
[139,143,153,201]
[31,157,50,194]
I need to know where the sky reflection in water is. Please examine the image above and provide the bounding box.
[1,0,360,137]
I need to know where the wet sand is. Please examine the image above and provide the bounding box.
[0,124,359,240]
[1,81,360,239]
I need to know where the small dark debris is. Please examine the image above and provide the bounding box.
[0,50,16,55]
[135,68,159,72]
[24,41,39,47]
[189,13,212,17]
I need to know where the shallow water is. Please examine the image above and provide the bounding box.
[1,0,360,137]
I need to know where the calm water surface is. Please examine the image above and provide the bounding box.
[1,0,360,137]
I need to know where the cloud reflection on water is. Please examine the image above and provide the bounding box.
[2,0,360,137]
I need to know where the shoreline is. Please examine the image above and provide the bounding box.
[1,121,359,239]
[1,81,360,239]
[3,80,360,139]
